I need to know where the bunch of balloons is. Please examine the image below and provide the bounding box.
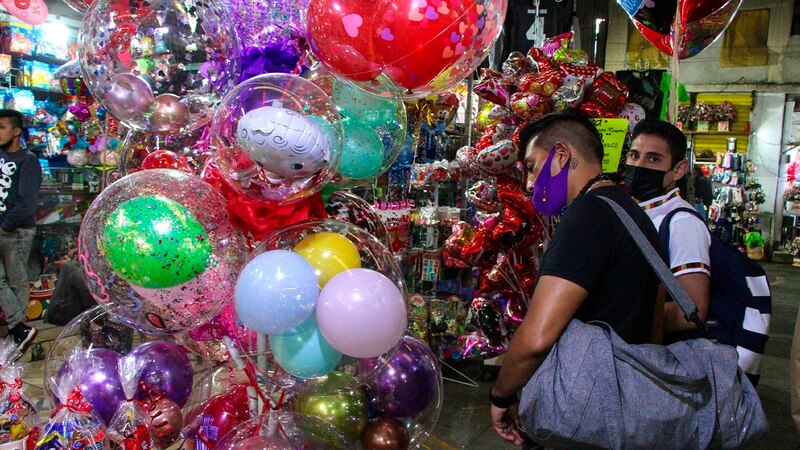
[234,220,407,380]
[43,307,209,449]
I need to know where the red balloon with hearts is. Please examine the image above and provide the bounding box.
[306,0,507,99]
[618,0,743,59]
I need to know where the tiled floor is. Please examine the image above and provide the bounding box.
[15,262,800,449]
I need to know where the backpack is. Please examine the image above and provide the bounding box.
[659,207,771,386]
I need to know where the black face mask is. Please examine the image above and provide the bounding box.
[623,164,668,201]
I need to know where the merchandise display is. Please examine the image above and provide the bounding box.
[0,0,789,448]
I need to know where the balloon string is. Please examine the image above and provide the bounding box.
[495,261,520,295]
[273,390,286,411]
[244,360,270,407]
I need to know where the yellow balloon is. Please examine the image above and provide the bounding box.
[293,232,361,287]
[27,300,43,321]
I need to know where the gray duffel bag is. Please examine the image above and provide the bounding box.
[517,196,769,449]
[519,319,768,449]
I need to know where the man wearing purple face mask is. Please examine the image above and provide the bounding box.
[489,111,664,447]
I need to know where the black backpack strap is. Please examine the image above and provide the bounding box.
[657,206,706,261]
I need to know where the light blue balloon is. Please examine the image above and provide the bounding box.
[270,314,342,378]
[340,120,384,180]
[234,250,320,335]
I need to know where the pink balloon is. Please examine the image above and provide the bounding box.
[104,73,155,122]
[316,268,407,358]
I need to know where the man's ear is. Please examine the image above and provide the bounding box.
[673,159,690,180]
[553,142,572,170]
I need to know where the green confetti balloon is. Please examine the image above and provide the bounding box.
[102,195,212,289]
[340,120,384,180]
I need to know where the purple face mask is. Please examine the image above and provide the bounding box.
[531,146,569,216]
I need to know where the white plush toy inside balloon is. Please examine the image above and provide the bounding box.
[236,106,331,178]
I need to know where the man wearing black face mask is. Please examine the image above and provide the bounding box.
[624,119,711,338]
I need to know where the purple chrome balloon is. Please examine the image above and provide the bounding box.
[362,336,438,418]
[131,341,194,407]
[57,348,125,425]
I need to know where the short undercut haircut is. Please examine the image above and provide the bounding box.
[631,119,687,167]
[518,110,605,164]
[0,110,23,130]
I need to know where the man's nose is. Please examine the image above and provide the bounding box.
[525,176,534,193]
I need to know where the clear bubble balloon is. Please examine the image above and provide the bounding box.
[209,73,343,203]
[362,335,443,448]
[78,169,246,334]
[78,0,240,133]
[306,69,406,187]
[305,0,507,100]
[119,127,209,176]
[234,219,405,389]
[43,306,214,430]
[215,412,349,450]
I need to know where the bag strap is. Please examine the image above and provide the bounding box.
[597,196,708,335]
[658,206,706,260]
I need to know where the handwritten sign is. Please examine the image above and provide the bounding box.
[592,118,629,173]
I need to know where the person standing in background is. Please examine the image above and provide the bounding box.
[0,109,40,356]
[693,166,713,219]
[623,120,711,338]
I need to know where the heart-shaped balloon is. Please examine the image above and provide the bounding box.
[476,140,519,175]
[618,0,743,59]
